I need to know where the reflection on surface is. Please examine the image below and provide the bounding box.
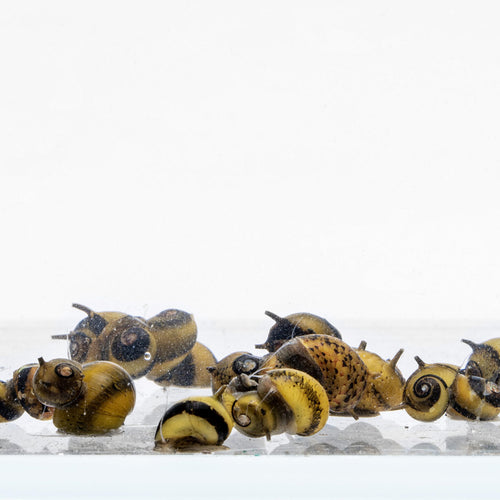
[4,417,500,455]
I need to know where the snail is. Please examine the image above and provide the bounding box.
[52,304,128,363]
[0,380,24,423]
[221,368,330,440]
[352,341,405,415]
[33,357,135,434]
[447,370,500,421]
[403,356,460,422]
[12,363,55,420]
[148,342,216,387]
[154,391,233,449]
[461,338,500,408]
[87,315,157,379]
[260,334,367,417]
[255,311,342,352]
[404,355,500,422]
[147,309,197,366]
[208,351,264,393]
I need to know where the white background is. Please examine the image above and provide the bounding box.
[2,1,500,326]
[2,2,500,498]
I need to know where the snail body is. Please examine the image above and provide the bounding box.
[155,393,233,449]
[208,351,264,393]
[0,380,24,423]
[33,358,135,434]
[260,334,367,416]
[256,311,341,352]
[353,342,405,415]
[222,368,329,440]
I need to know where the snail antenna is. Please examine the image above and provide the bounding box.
[358,340,367,351]
[72,303,93,316]
[414,356,426,368]
[389,349,404,369]
[462,339,479,351]
[264,311,282,323]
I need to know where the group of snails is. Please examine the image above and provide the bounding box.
[2,305,500,452]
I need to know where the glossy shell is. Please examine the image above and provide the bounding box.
[256,311,342,352]
[51,360,136,434]
[155,395,233,448]
[260,334,367,415]
[403,358,459,422]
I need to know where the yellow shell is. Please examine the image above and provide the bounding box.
[403,357,459,422]
[148,342,216,387]
[52,360,136,434]
[222,368,330,439]
[155,394,233,449]
[256,311,341,352]
[261,334,367,415]
[447,372,500,421]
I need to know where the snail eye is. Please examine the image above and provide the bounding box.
[466,360,482,379]
[55,363,74,378]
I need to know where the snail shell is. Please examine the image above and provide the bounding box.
[147,309,197,365]
[260,334,367,416]
[461,338,500,408]
[34,358,135,434]
[447,371,500,421]
[52,304,128,364]
[222,368,329,440]
[403,357,459,422]
[12,364,55,420]
[148,342,216,387]
[208,351,264,393]
[155,394,233,449]
[88,315,157,379]
[0,380,24,423]
[353,342,405,415]
[255,311,342,353]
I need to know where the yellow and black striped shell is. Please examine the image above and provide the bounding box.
[155,394,233,449]
[208,351,263,393]
[403,357,459,422]
[148,342,216,387]
[447,371,500,421]
[12,364,55,420]
[221,368,329,440]
[52,304,128,364]
[353,342,405,415]
[256,311,342,353]
[147,309,197,366]
[260,334,367,416]
[0,380,24,423]
[34,359,135,434]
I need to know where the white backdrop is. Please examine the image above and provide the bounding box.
[2,3,500,498]
[2,1,500,327]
